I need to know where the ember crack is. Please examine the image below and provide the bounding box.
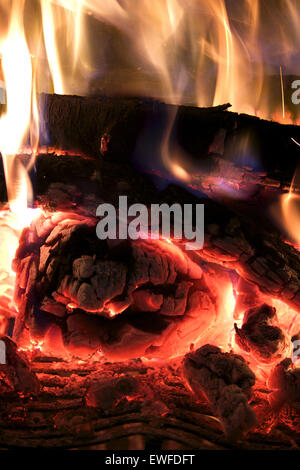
[234,304,290,364]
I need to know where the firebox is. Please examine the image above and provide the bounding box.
[0,0,299,452]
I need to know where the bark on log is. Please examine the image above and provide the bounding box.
[38,93,300,179]
[12,210,232,361]
[0,93,299,204]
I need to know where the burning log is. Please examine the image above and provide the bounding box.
[12,211,233,360]
[182,345,257,441]
[10,175,300,360]
[195,198,300,314]
[234,304,290,364]
[28,164,300,321]
[85,375,144,411]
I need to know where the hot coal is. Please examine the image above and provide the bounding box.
[182,345,256,441]
[36,178,300,317]
[12,211,233,360]
[234,304,289,364]
[85,375,141,410]
[268,358,300,410]
[0,336,40,396]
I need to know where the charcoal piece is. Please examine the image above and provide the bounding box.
[182,344,256,441]
[77,283,100,311]
[91,260,127,305]
[268,358,300,410]
[33,169,300,316]
[160,281,192,316]
[234,304,289,363]
[85,375,140,410]
[132,290,163,312]
[40,298,67,317]
[0,336,40,396]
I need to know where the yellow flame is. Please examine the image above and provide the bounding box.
[0,0,300,215]
[35,0,300,118]
[275,166,300,246]
[0,0,35,216]
[41,0,65,94]
[41,0,93,95]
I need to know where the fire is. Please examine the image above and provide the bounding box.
[0,1,298,356]
[41,0,92,95]
[0,1,43,332]
[41,0,65,94]
[0,1,297,182]
[0,0,95,333]
[50,0,300,122]
[0,1,298,118]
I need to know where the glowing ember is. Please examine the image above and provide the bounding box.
[0,1,298,449]
[274,169,300,247]
[11,211,238,361]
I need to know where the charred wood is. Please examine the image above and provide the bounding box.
[182,344,256,441]
[0,336,40,396]
[38,93,300,180]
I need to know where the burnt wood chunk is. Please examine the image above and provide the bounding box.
[268,358,300,410]
[37,93,300,178]
[234,304,289,363]
[13,211,232,361]
[183,344,256,441]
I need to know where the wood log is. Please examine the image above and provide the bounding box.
[0,93,299,204]
[182,345,257,441]
[38,93,300,180]
[16,159,300,323]
[12,209,229,361]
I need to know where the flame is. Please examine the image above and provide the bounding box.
[0,1,298,360]
[41,0,93,95]
[0,0,43,331]
[0,0,35,215]
[41,0,65,94]
[0,1,94,326]
[0,1,296,117]
[4,0,295,179]
[43,0,299,121]
[274,163,300,246]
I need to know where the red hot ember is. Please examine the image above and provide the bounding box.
[12,210,234,361]
[4,200,300,445]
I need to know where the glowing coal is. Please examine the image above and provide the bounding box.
[12,210,235,361]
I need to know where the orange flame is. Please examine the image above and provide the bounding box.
[0,0,36,216]
[274,159,300,247]
[46,0,299,120]
[41,0,93,95]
